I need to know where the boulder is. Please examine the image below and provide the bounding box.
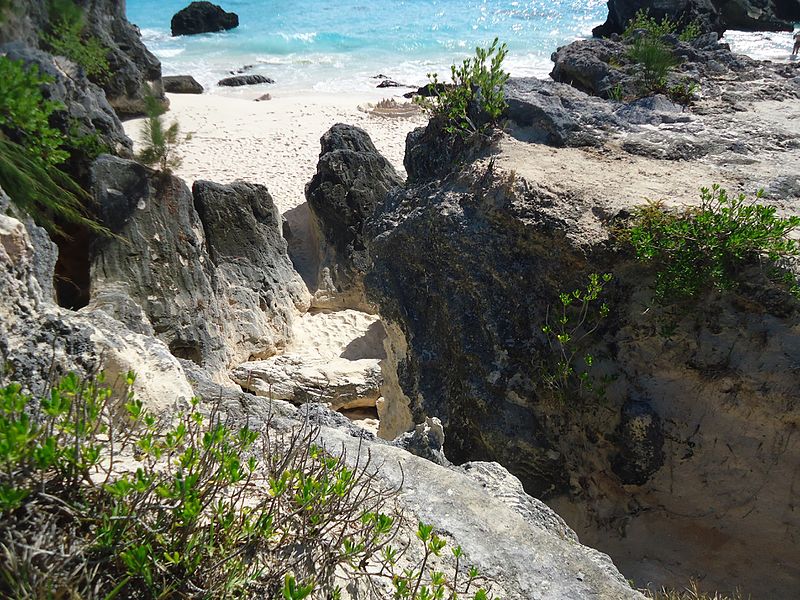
[593,0,794,37]
[217,74,274,87]
[90,157,309,378]
[305,124,403,311]
[376,79,401,88]
[171,1,239,36]
[162,75,204,94]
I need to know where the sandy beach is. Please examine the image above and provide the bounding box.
[124,91,427,215]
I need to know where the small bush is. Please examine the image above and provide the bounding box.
[627,185,800,302]
[627,35,679,93]
[623,9,701,42]
[416,37,510,137]
[539,273,613,403]
[0,373,496,598]
[41,0,110,81]
[137,95,182,172]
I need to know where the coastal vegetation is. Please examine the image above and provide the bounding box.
[0,56,103,235]
[0,373,496,599]
[41,0,110,81]
[416,37,510,136]
[627,185,800,302]
[137,94,183,173]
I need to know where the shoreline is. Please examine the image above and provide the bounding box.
[124,91,427,216]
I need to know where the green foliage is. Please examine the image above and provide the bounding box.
[539,273,613,403]
[137,95,182,172]
[416,37,510,137]
[0,56,68,165]
[608,82,625,102]
[627,35,679,93]
[42,0,110,80]
[627,185,800,302]
[0,373,496,598]
[623,9,701,42]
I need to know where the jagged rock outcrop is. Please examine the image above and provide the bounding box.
[162,75,204,94]
[305,124,403,311]
[171,1,239,36]
[365,62,800,595]
[0,0,165,118]
[593,0,795,37]
[217,74,274,86]
[551,31,800,102]
[0,188,193,411]
[90,157,309,379]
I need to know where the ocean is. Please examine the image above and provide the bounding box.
[125,0,800,94]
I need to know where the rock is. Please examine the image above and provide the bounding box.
[376,79,401,88]
[549,38,630,98]
[217,74,274,87]
[402,82,449,98]
[504,77,623,147]
[255,93,272,101]
[90,157,309,378]
[593,0,794,37]
[305,124,403,310]
[162,75,204,94]
[391,417,448,465]
[611,400,665,485]
[171,1,239,36]
[232,354,383,411]
[0,0,166,118]
[0,191,193,412]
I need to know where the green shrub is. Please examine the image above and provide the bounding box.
[0,373,496,599]
[539,273,613,403]
[416,37,510,137]
[623,9,701,42]
[627,35,679,93]
[627,185,800,302]
[137,95,182,172]
[41,0,110,81]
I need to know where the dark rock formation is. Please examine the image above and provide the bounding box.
[90,157,308,377]
[0,0,165,118]
[162,75,204,94]
[377,79,401,88]
[593,0,795,37]
[217,74,274,87]
[171,1,239,36]
[305,124,403,310]
[610,400,665,485]
[403,82,450,99]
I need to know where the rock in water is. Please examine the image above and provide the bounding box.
[305,123,403,311]
[171,1,239,36]
[162,75,204,94]
[217,74,274,86]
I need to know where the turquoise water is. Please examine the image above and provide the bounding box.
[126,0,608,93]
[126,1,799,94]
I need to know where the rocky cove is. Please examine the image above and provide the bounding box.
[1,0,800,598]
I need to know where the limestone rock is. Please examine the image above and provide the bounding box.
[162,75,204,94]
[217,74,274,87]
[171,1,239,36]
[90,157,309,378]
[305,124,403,310]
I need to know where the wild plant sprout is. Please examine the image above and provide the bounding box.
[137,94,182,173]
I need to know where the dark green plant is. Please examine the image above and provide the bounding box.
[0,56,68,165]
[627,185,800,302]
[623,8,701,42]
[416,37,510,137]
[41,0,110,80]
[667,78,700,105]
[539,273,613,403]
[627,35,679,92]
[137,95,182,172]
[0,373,496,598]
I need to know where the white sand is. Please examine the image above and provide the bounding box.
[124,91,426,215]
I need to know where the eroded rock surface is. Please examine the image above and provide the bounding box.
[162,75,204,94]
[171,1,239,36]
[305,124,403,311]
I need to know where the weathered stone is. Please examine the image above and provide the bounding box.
[305,124,403,310]
[171,1,239,36]
[90,158,309,378]
[217,74,274,87]
[391,417,448,465]
[611,400,665,485]
[162,75,204,94]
